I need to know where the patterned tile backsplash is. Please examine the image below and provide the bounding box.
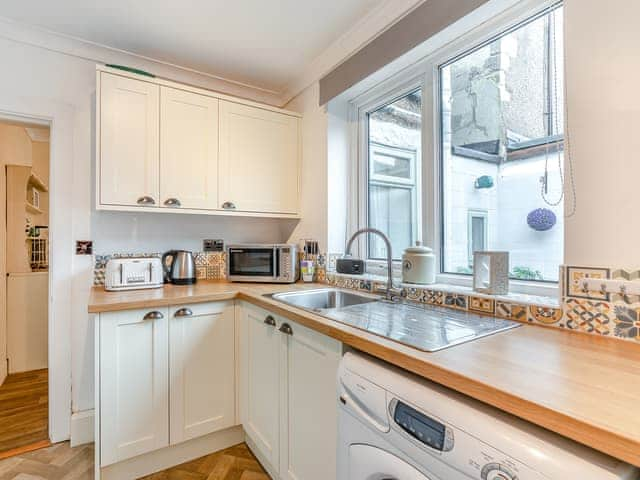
[92,254,639,345]
[93,252,227,285]
[327,266,640,345]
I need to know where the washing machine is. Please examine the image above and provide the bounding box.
[337,351,639,480]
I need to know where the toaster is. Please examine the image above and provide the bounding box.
[104,257,164,291]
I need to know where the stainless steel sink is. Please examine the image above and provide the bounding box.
[269,288,379,311]
[267,287,520,352]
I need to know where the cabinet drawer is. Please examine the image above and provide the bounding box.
[169,301,231,318]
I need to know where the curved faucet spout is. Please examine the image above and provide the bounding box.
[345,228,398,301]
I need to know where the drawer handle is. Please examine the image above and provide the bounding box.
[221,201,236,210]
[143,311,164,320]
[279,323,293,336]
[163,198,181,207]
[174,308,193,317]
[137,195,156,206]
[264,315,276,327]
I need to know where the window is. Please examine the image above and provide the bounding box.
[366,90,422,260]
[467,210,488,266]
[439,5,564,282]
[352,3,564,290]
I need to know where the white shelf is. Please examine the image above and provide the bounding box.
[26,202,43,215]
[28,172,48,192]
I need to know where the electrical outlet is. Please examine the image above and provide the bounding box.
[203,239,224,252]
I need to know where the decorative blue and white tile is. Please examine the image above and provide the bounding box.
[402,287,426,303]
[612,305,640,342]
[563,298,612,335]
[444,293,467,310]
[424,290,444,306]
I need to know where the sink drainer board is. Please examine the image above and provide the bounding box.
[268,288,520,352]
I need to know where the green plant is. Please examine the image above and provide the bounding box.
[510,266,543,280]
[456,266,474,274]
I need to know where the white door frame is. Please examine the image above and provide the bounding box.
[0,100,74,443]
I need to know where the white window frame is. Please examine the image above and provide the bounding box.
[349,73,426,273]
[350,0,561,297]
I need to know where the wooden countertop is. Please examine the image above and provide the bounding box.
[89,281,640,467]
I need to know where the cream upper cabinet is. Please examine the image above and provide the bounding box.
[160,87,219,210]
[97,67,301,217]
[99,72,159,208]
[219,101,300,214]
[99,307,169,466]
[169,302,236,444]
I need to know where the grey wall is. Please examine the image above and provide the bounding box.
[319,0,490,105]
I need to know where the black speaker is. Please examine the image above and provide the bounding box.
[336,258,365,275]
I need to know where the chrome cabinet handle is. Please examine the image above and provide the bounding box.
[137,195,156,206]
[221,201,236,210]
[174,308,193,317]
[279,323,293,336]
[163,198,181,207]
[143,311,164,320]
[264,315,276,327]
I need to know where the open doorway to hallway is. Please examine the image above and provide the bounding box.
[0,119,50,457]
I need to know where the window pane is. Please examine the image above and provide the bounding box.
[369,184,413,259]
[368,90,422,260]
[440,6,563,282]
[471,216,486,254]
[372,150,412,179]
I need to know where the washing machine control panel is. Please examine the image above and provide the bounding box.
[391,399,454,452]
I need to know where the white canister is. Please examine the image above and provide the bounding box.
[402,242,436,284]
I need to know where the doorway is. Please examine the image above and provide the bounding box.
[0,119,50,456]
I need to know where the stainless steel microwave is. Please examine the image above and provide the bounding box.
[227,244,298,283]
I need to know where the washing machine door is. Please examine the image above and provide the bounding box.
[349,444,436,480]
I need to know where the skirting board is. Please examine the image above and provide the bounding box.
[70,410,95,447]
[245,435,278,479]
[100,425,244,480]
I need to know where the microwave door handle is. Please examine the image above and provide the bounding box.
[274,248,280,279]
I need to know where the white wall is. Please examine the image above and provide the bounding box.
[563,0,640,268]
[0,33,297,421]
[283,83,329,251]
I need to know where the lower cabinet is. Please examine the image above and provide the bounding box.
[239,303,281,470]
[240,302,342,480]
[98,301,236,467]
[169,302,235,444]
[97,299,341,479]
[99,307,170,466]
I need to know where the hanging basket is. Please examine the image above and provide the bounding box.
[527,208,556,231]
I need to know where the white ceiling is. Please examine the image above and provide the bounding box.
[0,0,388,94]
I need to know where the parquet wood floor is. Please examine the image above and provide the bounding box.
[0,442,269,480]
[141,443,270,480]
[0,369,49,455]
[0,441,93,479]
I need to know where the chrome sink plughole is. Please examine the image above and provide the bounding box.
[266,288,520,352]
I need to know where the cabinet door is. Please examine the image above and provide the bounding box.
[99,72,159,207]
[169,302,235,444]
[280,319,342,480]
[99,307,169,466]
[219,101,299,214]
[239,303,281,473]
[160,87,219,210]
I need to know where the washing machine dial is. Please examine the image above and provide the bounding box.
[480,462,517,480]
